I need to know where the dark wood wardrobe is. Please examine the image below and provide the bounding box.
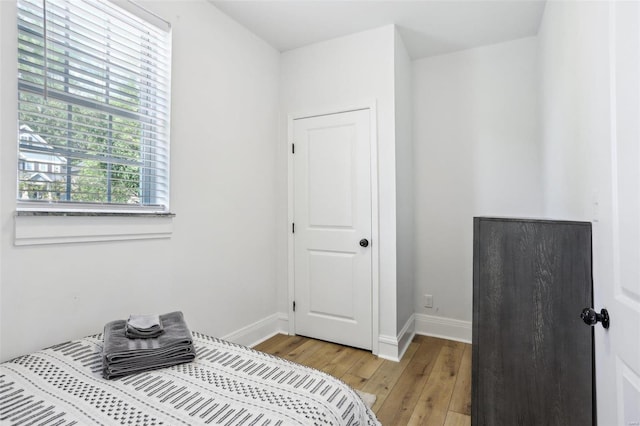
[472,217,594,425]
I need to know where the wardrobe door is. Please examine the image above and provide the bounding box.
[472,217,593,426]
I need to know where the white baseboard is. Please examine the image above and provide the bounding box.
[222,312,289,348]
[397,314,415,360]
[377,315,416,362]
[414,313,472,344]
[377,334,400,361]
[221,312,471,358]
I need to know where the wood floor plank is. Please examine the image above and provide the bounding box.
[345,351,385,380]
[407,342,466,426]
[361,342,420,412]
[449,344,472,416]
[443,411,471,426]
[375,337,444,425]
[252,333,289,352]
[319,346,367,378]
[282,338,327,363]
[340,372,368,390]
[412,334,432,344]
[300,341,345,370]
[262,334,308,359]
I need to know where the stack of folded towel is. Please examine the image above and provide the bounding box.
[102,311,195,380]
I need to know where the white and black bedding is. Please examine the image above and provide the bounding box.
[0,332,380,425]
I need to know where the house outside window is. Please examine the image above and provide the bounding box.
[17,0,171,213]
[18,124,66,200]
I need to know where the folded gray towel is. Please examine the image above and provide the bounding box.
[128,314,161,330]
[103,311,195,379]
[125,313,164,338]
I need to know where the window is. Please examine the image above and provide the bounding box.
[17,0,171,213]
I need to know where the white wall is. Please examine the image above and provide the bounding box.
[0,0,580,364]
[538,1,605,221]
[413,37,542,329]
[0,0,280,361]
[278,25,400,345]
[394,29,414,336]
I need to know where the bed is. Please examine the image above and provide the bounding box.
[0,331,380,425]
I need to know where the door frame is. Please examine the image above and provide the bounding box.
[287,100,380,355]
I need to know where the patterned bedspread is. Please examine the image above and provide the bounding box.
[0,332,380,426]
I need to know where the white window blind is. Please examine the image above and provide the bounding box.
[17,0,171,212]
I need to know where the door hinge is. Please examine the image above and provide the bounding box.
[293,301,296,312]
[292,223,295,233]
[292,143,295,154]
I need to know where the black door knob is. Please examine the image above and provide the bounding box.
[359,239,369,248]
[580,308,610,329]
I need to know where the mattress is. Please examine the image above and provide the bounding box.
[0,332,380,425]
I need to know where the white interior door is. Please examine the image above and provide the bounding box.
[595,3,640,424]
[293,109,372,350]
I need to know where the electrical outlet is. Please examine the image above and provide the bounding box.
[424,294,433,308]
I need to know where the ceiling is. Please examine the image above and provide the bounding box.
[210,1,547,59]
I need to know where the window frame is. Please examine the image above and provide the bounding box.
[15,0,172,215]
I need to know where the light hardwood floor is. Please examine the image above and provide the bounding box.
[253,334,471,426]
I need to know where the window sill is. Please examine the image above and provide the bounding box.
[14,211,175,246]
